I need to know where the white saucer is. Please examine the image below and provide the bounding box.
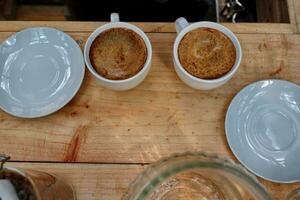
[226,80,300,183]
[0,27,85,118]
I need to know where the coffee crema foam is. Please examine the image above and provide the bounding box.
[178,28,236,79]
[90,28,147,80]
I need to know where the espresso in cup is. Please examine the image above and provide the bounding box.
[89,28,147,80]
[178,28,236,79]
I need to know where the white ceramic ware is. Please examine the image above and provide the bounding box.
[84,13,152,91]
[173,17,242,90]
[0,180,19,200]
[226,79,300,183]
[0,27,85,118]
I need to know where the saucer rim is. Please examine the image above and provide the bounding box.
[225,79,300,183]
[0,27,85,118]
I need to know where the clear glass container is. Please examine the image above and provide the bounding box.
[0,155,75,200]
[286,189,300,200]
[123,152,272,200]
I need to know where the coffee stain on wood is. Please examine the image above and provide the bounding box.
[269,60,284,76]
[167,110,177,122]
[263,43,267,48]
[70,111,78,117]
[64,125,89,162]
[258,43,263,51]
[151,25,164,33]
[258,42,268,51]
[281,34,289,50]
[0,116,6,123]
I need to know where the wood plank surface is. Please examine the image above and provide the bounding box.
[5,162,300,200]
[16,5,65,21]
[0,21,296,34]
[1,32,300,163]
[256,0,290,23]
[294,0,300,32]
[288,0,297,25]
[1,20,300,200]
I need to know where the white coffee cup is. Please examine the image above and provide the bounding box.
[173,17,242,90]
[84,13,152,91]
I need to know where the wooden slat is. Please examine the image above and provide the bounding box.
[0,21,296,34]
[5,162,300,200]
[16,5,65,21]
[287,0,297,25]
[256,0,290,23]
[2,0,16,20]
[1,32,300,163]
[294,0,300,32]
[219,23,296,34]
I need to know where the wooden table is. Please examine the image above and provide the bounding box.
[1,8,300,199]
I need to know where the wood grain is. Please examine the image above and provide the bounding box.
[16,5,66,21]
[0,21,296,34]
[6,162,144,200]
[1,0,16,20]
[5,162,300,200]
[288,0,297,25]
[0,32,300,163]
[294,0,300,32]
[256,0,290,23]
[1,21,300,199]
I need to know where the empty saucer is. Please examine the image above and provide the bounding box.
[0,27,85,118]
[225,80,300,183]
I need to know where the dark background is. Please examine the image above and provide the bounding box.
[0,0,290,23]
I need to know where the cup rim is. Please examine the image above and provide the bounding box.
[173,21,242,83]
[122,152,272,200]
[84,22,152,84]
[3,167,42,200]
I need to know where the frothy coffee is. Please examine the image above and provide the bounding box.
[90,28,147,80]
[178,28,236,79]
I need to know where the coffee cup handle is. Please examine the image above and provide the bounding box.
[175,17,189,34]
[111,13,120,23]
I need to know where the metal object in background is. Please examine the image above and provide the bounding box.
[220,0,244,22]
[0,154,10,171]
[220,0,256,22]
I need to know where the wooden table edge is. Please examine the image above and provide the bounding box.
[0,21,297,34]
